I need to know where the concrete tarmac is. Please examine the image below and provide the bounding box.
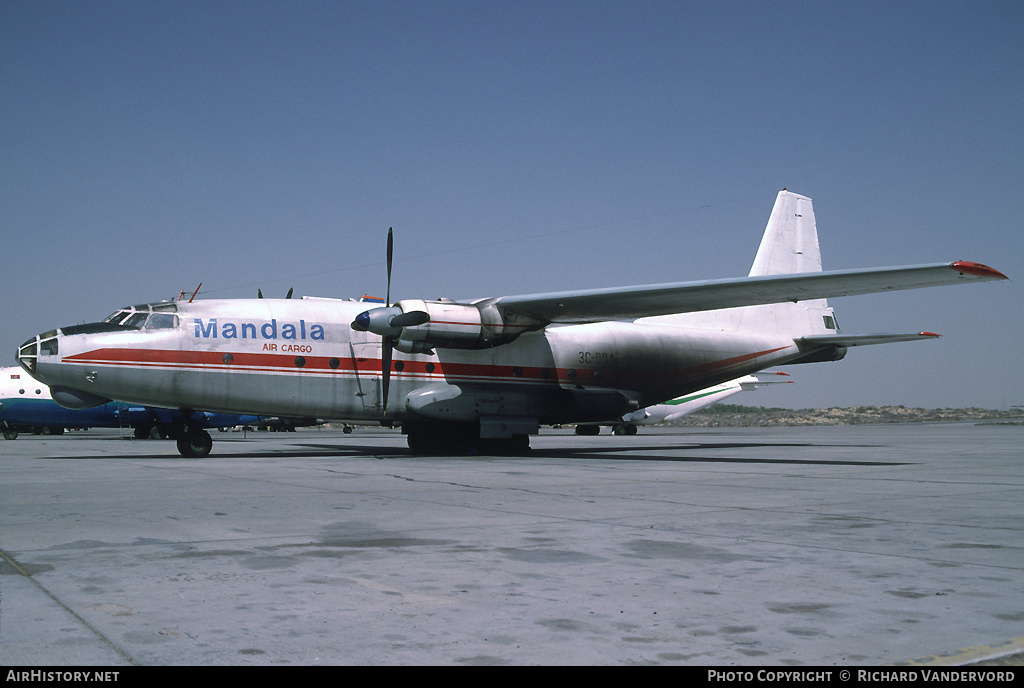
[1,422,1021,666]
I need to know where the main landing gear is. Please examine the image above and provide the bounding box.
[175,425,213,458]
[403,420,531,456]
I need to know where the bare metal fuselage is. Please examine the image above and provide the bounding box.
[28,297,802,426]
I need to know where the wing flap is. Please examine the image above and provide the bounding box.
[491,262,1007,324]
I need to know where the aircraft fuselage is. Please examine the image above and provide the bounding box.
[20,298,805,429]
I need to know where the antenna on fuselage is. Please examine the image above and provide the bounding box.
[257,287,293,299]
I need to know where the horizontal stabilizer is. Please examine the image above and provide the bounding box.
[798,332,941,347]
[738,372,795,389]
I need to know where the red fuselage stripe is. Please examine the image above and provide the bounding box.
[62,345,791,385]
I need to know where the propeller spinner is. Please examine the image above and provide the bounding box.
[351,228,430,412]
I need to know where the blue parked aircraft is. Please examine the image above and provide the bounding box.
[1,366,269,440]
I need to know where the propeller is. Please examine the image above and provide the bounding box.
[351,228,429,413]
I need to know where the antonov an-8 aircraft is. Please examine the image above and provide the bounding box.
[16,190,1007,456]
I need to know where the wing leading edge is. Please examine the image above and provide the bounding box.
[486,261,1007,325]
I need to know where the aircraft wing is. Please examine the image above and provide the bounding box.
[486,261,1006,324]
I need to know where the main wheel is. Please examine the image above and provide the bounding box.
[405,421,475,455]
[477,435,531,455]
[176,429,213,458]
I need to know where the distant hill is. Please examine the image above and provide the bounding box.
[666,404,1024,427]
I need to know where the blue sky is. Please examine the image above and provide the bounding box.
[2,1,1021,409]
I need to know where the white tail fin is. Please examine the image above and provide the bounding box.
[749,190,822,277]
[739,190,838,337]
[649,190,839,337]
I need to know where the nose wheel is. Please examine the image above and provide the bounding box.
[176,428,213,458]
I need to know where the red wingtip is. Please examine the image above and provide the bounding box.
[919,332,942,338]
[949,261,1008,280]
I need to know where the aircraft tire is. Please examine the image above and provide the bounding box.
[3,428,17,440]
[405,421,475,455]
[176,429,213,458]
[134,424,163,440]
[476,435,531,456]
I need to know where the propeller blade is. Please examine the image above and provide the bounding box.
[380,228,396,414]
[386,227,393,307]
[390,310,430,328]
[381,337,393,413]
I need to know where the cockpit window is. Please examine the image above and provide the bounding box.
[99,302,179,330]
[103,310,133,325]
[146,313,178,329]
[123,312,149,328]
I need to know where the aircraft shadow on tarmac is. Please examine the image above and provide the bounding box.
[33,440,906,466]
[524,442,905,466]
[194,440,904,466]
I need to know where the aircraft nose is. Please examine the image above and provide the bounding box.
[16,330,58,375]
[17,335,40,374]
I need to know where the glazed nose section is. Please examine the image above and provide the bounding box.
[16,330,58,374]
[17,336,39,373]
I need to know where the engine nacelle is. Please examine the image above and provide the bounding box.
[391,299,541,352]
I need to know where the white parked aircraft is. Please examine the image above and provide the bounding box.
[16,190,1007,456]
[577,371,792,435]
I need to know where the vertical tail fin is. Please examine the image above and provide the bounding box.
[749,190,822,277]
[645,189,839,337]
[744,189,837,336]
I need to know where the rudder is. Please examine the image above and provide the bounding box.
[748,190,822,277]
